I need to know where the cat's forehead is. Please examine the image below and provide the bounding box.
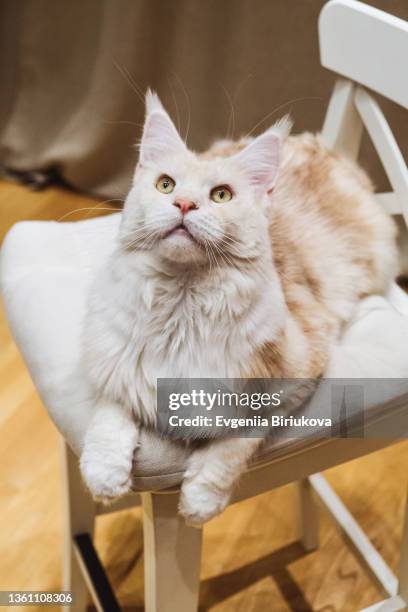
[152,152,238,183]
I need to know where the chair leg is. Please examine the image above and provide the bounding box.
[398,489,408,605]
[61,440,97,612]
[296,478,320,552]
[142,491,202,612]
[321,79,363,159]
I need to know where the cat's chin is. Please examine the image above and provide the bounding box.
[157,232,207,265]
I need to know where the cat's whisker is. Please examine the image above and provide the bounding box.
[217,235,243,250]
[123,213,178,241]
[244,96,323,138]
[245,96,322,139]
[214,238,275,285]
[104,119,143,128]
[56,201,123,223]
[125,233,159,249]
[233,73,253,107]
[113,60,145,104]
[202,240,211,272]
[219,83,236,140]
[217,236,253,258]
[218,234,261,262]
[123,214,177,248]
[172,72,191,144]
[127,219,167,235]
[124,222,171,243]
[206,238,237,273]
[202,241,213,274]
[167,76,181,134]
[133,230,160,251]
[206,239,221,274]
[212,242,240,272]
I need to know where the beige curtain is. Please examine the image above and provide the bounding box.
[0,0,407,200]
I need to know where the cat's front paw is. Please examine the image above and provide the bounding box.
[80,451,132,504]
[179,476,231,527]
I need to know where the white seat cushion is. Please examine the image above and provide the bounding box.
[2,213,408,491]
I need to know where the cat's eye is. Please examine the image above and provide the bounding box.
[156,175,175,194]
[210,185,233,203]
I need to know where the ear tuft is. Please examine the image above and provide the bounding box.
[270,114,293,141]
[138,89,188,166]
[233,115,292,194]
[145,88,166,115]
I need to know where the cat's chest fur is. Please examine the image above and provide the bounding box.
[84,250,285,421]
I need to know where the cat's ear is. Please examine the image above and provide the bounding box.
[139,89,187,166]
[233,116,292,193]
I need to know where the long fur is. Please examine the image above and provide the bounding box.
[80,92,397,526]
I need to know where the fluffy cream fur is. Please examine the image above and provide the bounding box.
[80,91,397,526]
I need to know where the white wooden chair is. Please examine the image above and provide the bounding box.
[2,1,408,610]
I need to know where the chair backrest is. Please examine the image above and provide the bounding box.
[318,0,408,231]
[319,0,408,109]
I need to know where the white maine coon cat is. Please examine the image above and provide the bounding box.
[80,91,397,526]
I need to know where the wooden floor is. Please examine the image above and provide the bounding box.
[1,179,408,612]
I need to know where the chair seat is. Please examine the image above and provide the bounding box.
[2,213,408,492]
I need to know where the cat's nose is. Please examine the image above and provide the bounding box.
[173,199,198,215]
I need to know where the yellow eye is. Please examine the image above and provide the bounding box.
[156,175,175,194]
[210,185,232,203]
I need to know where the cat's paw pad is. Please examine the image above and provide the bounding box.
[179,478,230,527]
[80,455,132,504]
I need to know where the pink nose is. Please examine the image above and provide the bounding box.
[173,199,198,215]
